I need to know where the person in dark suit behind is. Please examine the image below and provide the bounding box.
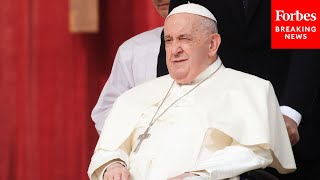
[156,0,320,179]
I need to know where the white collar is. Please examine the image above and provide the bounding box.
[185,57,222,85]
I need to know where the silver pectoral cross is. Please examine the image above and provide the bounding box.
[133,127,151,153]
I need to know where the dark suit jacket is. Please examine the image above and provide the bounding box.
[158,0,320,161]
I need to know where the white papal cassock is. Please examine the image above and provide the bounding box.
[88,58,296,180]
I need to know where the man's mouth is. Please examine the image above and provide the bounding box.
[172,59,187,63]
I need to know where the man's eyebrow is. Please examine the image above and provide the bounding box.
[164,34,192,39]
[164,35,172,39]
[179,34,192,38]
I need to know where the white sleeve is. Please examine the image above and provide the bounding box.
[88,149,129,180]
[88,134,132,180]
[91,42,135,134]
[195,145,273,180]
[280,106,302,125]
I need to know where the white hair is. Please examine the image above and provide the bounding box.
[197,16,218,34]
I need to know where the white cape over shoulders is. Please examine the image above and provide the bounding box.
[90,64,296,178]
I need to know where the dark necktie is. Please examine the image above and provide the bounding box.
[156,29,168,77]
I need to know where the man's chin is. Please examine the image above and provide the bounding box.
[170,74,192,84]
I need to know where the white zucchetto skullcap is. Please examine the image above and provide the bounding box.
[167,2,217,22]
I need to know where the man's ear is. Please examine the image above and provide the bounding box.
[208,33,221,57]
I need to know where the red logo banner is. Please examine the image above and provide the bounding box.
[271,0,320,49]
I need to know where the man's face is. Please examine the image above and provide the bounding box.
[152,0,170,18]
[164,13,214,84]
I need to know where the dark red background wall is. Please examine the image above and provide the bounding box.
[0,0,163,179]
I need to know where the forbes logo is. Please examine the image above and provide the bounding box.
[275,10,317,21]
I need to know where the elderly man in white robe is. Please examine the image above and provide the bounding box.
[88,3,296,180]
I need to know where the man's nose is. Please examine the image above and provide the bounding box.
[171,41,182,55]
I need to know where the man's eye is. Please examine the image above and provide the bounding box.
[180,37,190,41]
